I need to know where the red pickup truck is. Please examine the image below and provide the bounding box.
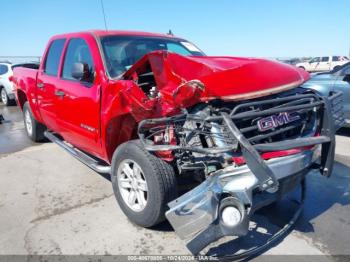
[13,30,343,254]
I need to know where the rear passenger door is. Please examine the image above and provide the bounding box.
[37,38,66,131]
[55,37,101,156]
[308,57,320,72]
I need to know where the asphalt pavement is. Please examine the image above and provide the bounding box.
[0,103,349,260]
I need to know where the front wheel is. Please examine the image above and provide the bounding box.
[111,140,177,227]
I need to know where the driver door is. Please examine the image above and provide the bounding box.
[55,37,102,156]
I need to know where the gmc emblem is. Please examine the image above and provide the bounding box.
[257,112,300,132]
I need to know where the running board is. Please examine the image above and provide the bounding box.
[44,131,111,174]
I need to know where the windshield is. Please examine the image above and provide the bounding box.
[100,36,205,78]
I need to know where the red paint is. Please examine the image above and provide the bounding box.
[232,145,316,166]
[12,30,310,163]
[233,149,303,165]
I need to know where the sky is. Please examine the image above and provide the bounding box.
[1,0,349,58]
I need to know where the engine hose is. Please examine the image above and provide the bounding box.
[216,179,306,262]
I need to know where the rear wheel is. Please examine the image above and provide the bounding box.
[23,102,46,142]
[111,140,177,227]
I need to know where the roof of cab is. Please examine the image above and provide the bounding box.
[51,30,180,39]
[90,30,177,38]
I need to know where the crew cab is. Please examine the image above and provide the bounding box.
[296,56,349,72]
[12,30,343,255]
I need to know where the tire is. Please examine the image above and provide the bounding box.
[23,102,46,142]
[298,66,305,71]
[0,87,15,106]
[111,140,177,227]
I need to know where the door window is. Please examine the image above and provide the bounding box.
[309,57,320,63]
[44,39,66,76]
[167,43,192,56]
[62,38,94,83]
[321,57,329,62]
[332,56,340,62]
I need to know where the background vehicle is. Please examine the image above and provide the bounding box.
[0,63,16,106]
[296,56,349,72]
[303,62,350,126]
[0,62,39,106]
[12,30,341,254]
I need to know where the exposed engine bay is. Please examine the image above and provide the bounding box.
[138,87,343,177]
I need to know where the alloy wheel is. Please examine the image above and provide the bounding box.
[117,159,148,212]
[24,110,33,136]
[1,89,7,105]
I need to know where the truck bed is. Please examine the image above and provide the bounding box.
[12,67,39,121]
[13,67,38,94]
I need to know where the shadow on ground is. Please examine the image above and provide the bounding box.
[337,127,350,137]
[0,103,40,154]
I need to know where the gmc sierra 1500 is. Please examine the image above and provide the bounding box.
[12,30,344,255]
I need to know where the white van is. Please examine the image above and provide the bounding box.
[296,56,349,72]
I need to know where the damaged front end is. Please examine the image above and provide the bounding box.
[138,88,344,254]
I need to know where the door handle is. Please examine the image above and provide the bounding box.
[37,83,44,89]
[55,90,65,98]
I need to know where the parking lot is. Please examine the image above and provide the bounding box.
[1,103,350,259]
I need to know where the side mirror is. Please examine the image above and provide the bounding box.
[71,62,92,81]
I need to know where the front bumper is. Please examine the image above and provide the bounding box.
[165,149,319,254]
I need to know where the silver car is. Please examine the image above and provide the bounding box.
[302,62,350,127]
[0,63,16,106]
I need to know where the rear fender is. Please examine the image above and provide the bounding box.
[15,77,43,123]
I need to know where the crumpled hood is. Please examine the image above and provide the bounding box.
[121,51,310,116]
[135,51,310,101]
